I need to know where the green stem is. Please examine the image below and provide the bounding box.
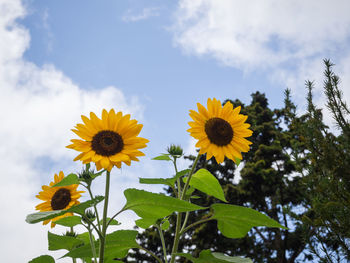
[106,208,125,227]
[170,153,201,263]
[87,226,98,263]
[157,224,168,263]
[180,153,201,200]
[173,157,182,198]
[180,211,190,233]
[179,217,212,235]
[70,227,77,263]
[169,212,182,263]
[86,185,102,234]
[99,170,111,263]
[138,246,163,263]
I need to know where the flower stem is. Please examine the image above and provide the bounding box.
[86,185,102,234]
[70,227,77,263]
[170,153,201,263]
[139,246,163,263]
[87,226,98,263]
[157,224,168,263]
[99,170,111,263]
[180,153,201,200]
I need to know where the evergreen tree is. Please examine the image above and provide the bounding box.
[297,60,350,262]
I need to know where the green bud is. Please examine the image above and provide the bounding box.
[167,144,183,157]
[82,209,96,224]
[78,165,94,184]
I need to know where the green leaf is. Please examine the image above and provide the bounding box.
[99,217,121,226]
[26,196,104,224]
[64,230,138,259]
[234,157,241,166]
[161,218,170,230]
[211,204,287,238]
[29,255,55,263]
[91,169,105,179]
[55,216,82,227]
[177,249,253,263]
[139,169,191,188]
[52,173,79,187]
[48,231,84,251]
[135,218,156,229]
[76,232,94,245]
[124,189,205,227]
[152,154,172,161]
[184,169,227,202]
[68,196,104,215]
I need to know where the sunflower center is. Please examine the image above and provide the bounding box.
[51,188,71,210]
[205,117,234,146]
[91,130,124,156]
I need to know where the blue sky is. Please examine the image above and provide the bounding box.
[1,0,350,262]
[21,0,280,152]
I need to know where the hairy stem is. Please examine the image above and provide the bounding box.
[157,224,168,263]
[99,170,111,263]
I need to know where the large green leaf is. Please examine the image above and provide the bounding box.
[123,189,205,226]
[48,232,84,251]
[184,169,227,202]
[211,204,287,238]
[52,173,79,187]
[139,169,190,188]
[64,230,138,259]
[177,250,252,263]
[28,255,55,263]
[55,216,82,227]
[26,196,104,224]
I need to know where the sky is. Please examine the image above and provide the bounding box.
[1,0,350,262]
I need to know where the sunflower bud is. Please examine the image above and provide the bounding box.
[167,144,183,157]
[78,165,94,184]
[82,209,96,224]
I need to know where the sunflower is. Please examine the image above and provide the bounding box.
[188,98,253,163]
[67,109,149,171]
[35,171,84,228]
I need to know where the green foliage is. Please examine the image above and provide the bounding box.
[48,231,83,251]
[26,196,104,224]
[184,169,227,202]
[178,250,253,263]
[296,60,350,262]
[152,154,172,161]
[52,173,79,187]
[139,169,190,188]
[64,230,138,259]
[211,204,286,238]
[55,216,82,227]
[124,188,205,228]
[28,255,55,263]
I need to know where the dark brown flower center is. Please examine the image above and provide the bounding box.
[205,117,233,146]
[51,188,71,210]
[91,130,124,156]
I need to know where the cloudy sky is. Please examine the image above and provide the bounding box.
[1,0,350,262]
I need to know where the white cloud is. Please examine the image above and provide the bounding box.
[0,0,146,262]
[122,7,160,22]
[173,0,350,69]
[172,0,350,124]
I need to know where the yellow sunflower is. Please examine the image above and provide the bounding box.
[67,109,149,171]
[188,98,253,163]
[35,171,84,228]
